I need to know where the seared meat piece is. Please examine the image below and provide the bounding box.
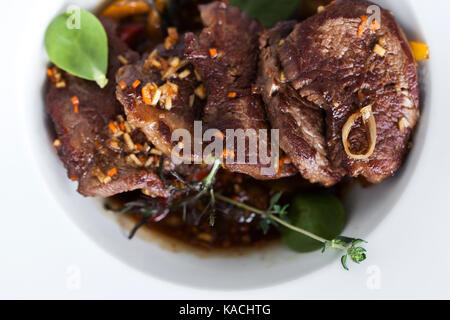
[258,21,344,186]
[279,0,420,183]
[116,39,204,162]
[185,1,296,179]
[46,18,169,197]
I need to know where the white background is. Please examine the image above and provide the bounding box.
[1,0,449,299]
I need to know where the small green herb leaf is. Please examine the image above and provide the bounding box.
[351,239,367,247]
[229,0,300,27]
[45,8,109,88]
[269,192,283,212]
[260,219,270,235]
[335,236,355,245]
[348,246,367,264]
[280,193,346,253]
[341,254,349,271]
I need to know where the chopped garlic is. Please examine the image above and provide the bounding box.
[195,85,206,100]
[178,69,191,79]
[373,44,386,57]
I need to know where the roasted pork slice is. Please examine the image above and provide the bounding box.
[46,18,170,198]
[185,1,296,179]
[116,37,204,162]
[279,0,420,183]
[258,21,345,187]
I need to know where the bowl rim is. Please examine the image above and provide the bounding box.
[15,0,432,290]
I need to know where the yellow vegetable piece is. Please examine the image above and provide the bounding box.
[410,41,429,61]
[101,0,150,20]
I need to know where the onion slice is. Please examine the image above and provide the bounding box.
[342,105,377,160]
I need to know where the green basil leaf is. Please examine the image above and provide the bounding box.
[45,8,109,88]
[229,0,300,27]
[281,193,346,253]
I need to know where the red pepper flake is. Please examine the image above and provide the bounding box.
[193,169,210,182]
[209,48,218,58]
[222,149,235,159]
[119,122,125,132]
[47,68,56,83]
[118,81,127,91]
[370,19,380,31]
[222,239,232,248]
[108,122,118,133]
[159,58,169,72]
[135,143,143,150]
[107,168,118,177]
[71,96,80,114]
[70,175,78,181]
[228,92,237,98]
[132,80,141,88]
[138,156,146,163]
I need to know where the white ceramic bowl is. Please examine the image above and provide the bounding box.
[17,0,429,289]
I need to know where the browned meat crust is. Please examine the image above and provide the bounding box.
[185,2,296,179]
[115,39,204,161]
[278,0,420,183]
[258,21,345,186]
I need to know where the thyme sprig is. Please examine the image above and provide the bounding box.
[216,193,367,270]
[169,158,221,226]
[215,193,367,270]
[121,158,367,270]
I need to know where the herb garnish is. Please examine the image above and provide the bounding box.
[121,159,367,270]
[229,0,300,27]
[45,8,109,88]
[215,194,367,270]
